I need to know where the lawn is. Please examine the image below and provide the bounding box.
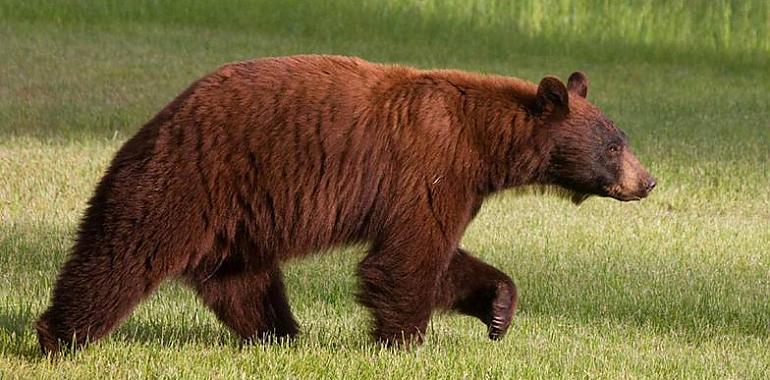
[1,1,769,378]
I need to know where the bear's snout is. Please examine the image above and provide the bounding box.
[626,175,656,200]
[641,177,657,197]
[607,150,655,202]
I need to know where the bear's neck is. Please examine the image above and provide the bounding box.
[451,79,551,195]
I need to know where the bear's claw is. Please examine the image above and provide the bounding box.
[487,281,517,340]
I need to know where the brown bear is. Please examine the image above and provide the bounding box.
[36,55,655,353]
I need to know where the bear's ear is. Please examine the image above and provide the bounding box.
[536,76,569,118]
[567,71,588,98]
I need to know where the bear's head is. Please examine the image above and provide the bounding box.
[534,72,656,204]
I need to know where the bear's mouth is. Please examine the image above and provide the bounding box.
[610,194,642,202]
[604,186,645,202]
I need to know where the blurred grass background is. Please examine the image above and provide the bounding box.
[3,0,768,65]
[1,1,769,378]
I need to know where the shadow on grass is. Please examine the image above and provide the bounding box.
[111,317,236,348]
[0,306,47,361]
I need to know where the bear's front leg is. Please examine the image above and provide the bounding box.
[356,236,454,347]
[437,249,517,340]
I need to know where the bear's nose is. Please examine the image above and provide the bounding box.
[645,178,657,193]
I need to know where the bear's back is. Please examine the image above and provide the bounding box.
[129,56,424,253]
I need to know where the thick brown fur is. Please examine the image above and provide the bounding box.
[37,55,654,353]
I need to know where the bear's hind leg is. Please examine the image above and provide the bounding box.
[191,256,298,342]
[436,249,517,340]
[36,251,171,354]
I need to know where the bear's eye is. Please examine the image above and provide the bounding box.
[607,144,621,155]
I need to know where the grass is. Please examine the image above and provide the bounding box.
[1,1,769,378]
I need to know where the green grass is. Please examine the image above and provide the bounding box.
[1,1,769,378]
